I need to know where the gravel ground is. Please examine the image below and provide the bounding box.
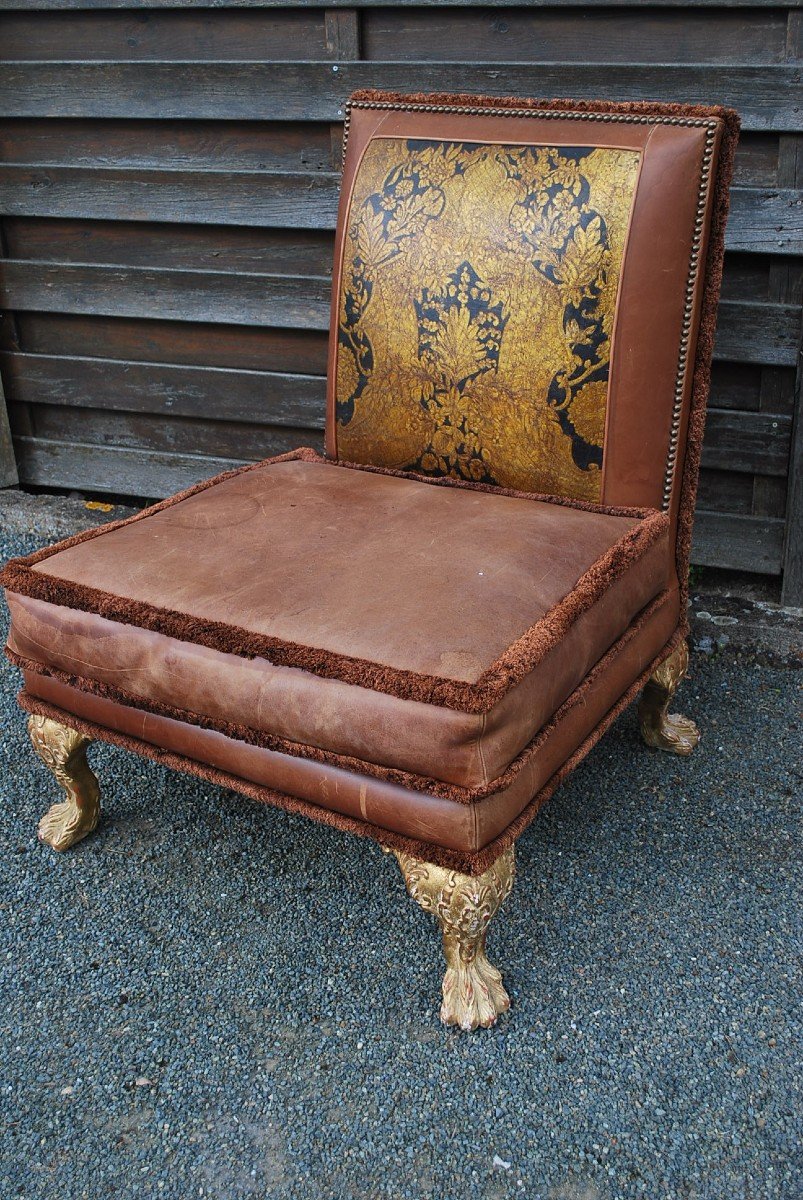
[0,526,800,1200]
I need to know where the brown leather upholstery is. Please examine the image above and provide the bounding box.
[5,452,670,792]
[1,92,738,872]
[19,577,678,867]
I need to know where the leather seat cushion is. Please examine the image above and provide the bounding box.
[3,449,672,791]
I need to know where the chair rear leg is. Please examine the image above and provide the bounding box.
[638,639,700,755]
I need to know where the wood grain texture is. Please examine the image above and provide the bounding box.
[0,118,335,171]
[0,260,331,329]
[362,8,789,64]
[0,366,18,486]
[0,62,798,131]
[691,511,786,573]
[0,9,331,60]
[0,166,341,230]
[0,1,790,10]
[701,409,792,477]
[2,217,334,275]
[6,312,329,376]
[1,351,326,427]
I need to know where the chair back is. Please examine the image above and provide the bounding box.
[327,91,737,554]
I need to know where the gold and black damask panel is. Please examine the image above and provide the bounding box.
[335,138,640,501]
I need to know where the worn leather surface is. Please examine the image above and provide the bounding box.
[20,582,678,854]
[7,459,670,789]
[328,105,721,520]
[29,459,647,682]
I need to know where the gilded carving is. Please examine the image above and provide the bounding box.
[336,138,640,500]
[639,640,701,755]
[28,715,101,850]
[390,845,515,1031]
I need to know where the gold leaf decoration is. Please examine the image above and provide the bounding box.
[335,138,640,500]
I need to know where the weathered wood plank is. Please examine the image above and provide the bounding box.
[9,313,330,376]
[0,118,335,172]
[362,7,788,64]
[691,510,785,573]
[0,351,326,427]
[0,1,790,10]
[697,468,753,515]
[2,217,334,276]
[782,400,803,603]
[0,166,340,230]
[12,435,246,497]
[709,363,763,413]
[0,62,797,131]
[701,409,792,476]
[325,9,360,58]
[731,135,780,189]
[727,189,803,256]
[720,254,772,303]
[0,365,18,487]
[13,405,320,462]
[0,9,331,60]
[0,260,332,330]
[712,301,801,367]
[2,260,795,367]
[778,17,803,603]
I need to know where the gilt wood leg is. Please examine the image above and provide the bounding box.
[391,846,515,1031]
[28,716,101,851]
[638,639,700,755]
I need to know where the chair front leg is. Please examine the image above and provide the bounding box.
[391,845,515,1031]
[28,716,101,851]
[638,639,700,755]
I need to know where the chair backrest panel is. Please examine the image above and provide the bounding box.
[327,95,733,527]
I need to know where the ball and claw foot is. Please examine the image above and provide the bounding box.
[28,715,101,851]
[390,846,515,1031]
[639,639,700,756]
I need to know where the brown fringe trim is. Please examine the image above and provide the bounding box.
[328,454,656,519]
[15,616,683,876]
[1,449,668,714]
[349,90,737,126]
[8,588,678,806]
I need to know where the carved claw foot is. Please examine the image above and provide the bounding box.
[639,639,700,756]
[28,716,101,851]
[391,846,515,1031]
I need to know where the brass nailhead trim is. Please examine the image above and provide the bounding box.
[662,123,717,510]
[341,100,719,509]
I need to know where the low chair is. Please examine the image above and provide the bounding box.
[1,92,738,1030]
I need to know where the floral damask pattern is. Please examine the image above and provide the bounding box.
[413,261,508,481]
[337,142,463,425]
[335,137,640,500]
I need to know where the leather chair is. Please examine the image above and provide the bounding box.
[1,92,739,1031]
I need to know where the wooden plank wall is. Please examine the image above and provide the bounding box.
[0,1,801,601]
